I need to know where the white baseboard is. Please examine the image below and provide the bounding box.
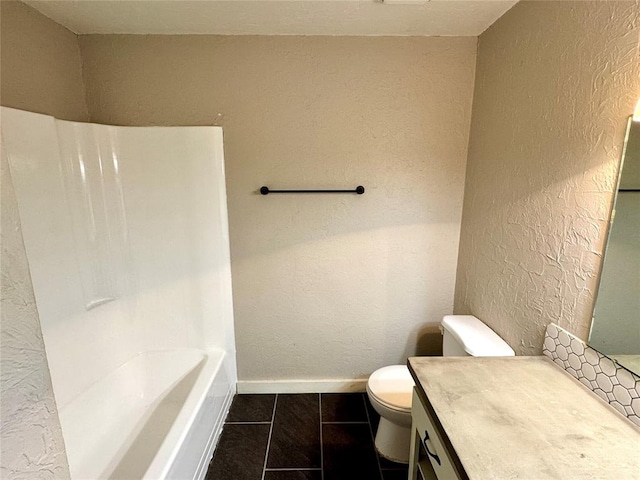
[237,379,368,394]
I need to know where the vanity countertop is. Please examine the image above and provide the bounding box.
[407,356,640,480]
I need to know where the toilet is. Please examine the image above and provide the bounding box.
[366,315,515,464]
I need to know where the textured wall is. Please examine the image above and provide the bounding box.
[0,1,88,121]
[79,35,477,382]
[1,150,71,479]
[454,1,640,355]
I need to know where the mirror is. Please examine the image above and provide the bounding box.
[589,117,640,375]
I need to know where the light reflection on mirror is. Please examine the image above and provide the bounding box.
[589,117,640,375]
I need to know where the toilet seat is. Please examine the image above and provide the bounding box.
[367,365,414,412]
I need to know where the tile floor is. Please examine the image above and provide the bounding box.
[206,393,409,480]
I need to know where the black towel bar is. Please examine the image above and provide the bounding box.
[260,186,365,195]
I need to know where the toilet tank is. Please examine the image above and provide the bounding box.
[441,315,515,357]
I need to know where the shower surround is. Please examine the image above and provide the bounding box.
[1,107,237,480]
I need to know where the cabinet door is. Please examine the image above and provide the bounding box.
[409,388,461,480]
[409,426,438,480]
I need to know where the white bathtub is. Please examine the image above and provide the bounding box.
[58,349,234,480]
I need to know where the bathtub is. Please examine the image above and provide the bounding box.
[58,349,234,480]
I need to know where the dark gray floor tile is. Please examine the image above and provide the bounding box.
[206,423,270,480]
[267,394,321,469]
[378,455,408,470]
[226,394,276,422]
[382,468,410,480]
[323,423,382,480]
[321,393,368,423]
[365,396,381,435]
[264,470,322,480]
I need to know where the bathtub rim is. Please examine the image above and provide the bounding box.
[143,348,226,480]
[58,347,230,480]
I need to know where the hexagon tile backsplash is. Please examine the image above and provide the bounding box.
[543,323,640,427]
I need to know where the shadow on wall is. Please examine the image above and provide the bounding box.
[413,323,443,357]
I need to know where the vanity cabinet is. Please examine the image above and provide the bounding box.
[407,356,640,480]
[408,388,462,480]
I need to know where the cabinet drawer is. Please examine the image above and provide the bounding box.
[411,388,461,480]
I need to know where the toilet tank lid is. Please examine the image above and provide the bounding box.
[442,315,515,357]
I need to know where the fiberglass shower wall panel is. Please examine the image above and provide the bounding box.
[55,120,135,313]
[112,125,235,356]
[1,108,139,408]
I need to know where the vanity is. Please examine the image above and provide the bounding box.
[407,356,640,480]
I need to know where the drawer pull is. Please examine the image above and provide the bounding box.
[423,430,441,466]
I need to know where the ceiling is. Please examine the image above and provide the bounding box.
[23,0,518,36]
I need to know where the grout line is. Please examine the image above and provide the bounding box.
[265,468,323,472]
[319,393,325,480]
[261,393,278,480]
[363,394,384,480]
[321,421,369,424]
[225,421,272,425]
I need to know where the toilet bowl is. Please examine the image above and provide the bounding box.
[366,365,415,463]
[366,315,515,464]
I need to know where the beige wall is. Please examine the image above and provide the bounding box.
[79,35,477,383]
[0,1,88,121]
[454,1,640,354]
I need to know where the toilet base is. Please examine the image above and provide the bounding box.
[374,417,411,464]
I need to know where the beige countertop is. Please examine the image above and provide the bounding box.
[408,356,640,480]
